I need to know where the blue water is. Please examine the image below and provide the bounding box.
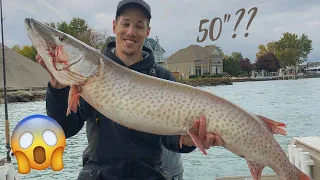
[0,78,319,180]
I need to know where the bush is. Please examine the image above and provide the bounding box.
[189,75,199,79]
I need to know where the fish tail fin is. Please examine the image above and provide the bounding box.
[256,115,287,136]
[299,171,312,180]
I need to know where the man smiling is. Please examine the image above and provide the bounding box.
[38,0,224,179]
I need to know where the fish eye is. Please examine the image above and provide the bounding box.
[19,131,33,149]
[58,34,67,41]
[42,129,57,147]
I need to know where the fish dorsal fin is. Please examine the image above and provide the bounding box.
[257,115,287,136]
[247,160,265,180]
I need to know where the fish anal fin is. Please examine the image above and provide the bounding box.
[181,128,207,155]
[257,115,287,136]
[247,160,265,180]
[66,85,80,116]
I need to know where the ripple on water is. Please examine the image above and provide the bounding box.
[0,78,319,179]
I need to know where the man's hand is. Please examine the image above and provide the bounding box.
[36,54,66,89]
[180,116,224,151]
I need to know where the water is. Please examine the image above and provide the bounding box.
[0,78,319,180]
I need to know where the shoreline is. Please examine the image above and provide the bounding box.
[0,78,232,104]
[178,77,233,86]
[0,89,46,104]
[2,76,318,104]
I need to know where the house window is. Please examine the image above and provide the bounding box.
[212,66,216,74]
[195,68,201,75]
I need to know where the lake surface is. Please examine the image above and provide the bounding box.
[0,78,319,180]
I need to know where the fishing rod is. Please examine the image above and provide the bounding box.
[0,0,11,163]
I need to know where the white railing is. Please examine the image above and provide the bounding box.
[288,145,314,178]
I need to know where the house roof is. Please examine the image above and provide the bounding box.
[167,44,222,64]
[107,36,165,52]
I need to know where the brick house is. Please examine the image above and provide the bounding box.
[166,45,223,79]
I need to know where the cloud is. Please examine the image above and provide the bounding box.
[2,0,319,62]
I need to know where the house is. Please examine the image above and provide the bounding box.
[299,61,320,75]
[105,36,167,68]
[166,44,223,79]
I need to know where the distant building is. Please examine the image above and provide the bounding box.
[105,36,167,68]
[166,45,223,79]
[299,61,320,75]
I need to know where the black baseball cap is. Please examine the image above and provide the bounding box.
[116,0,151,21]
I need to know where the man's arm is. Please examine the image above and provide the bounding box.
[159,69,196,153]
[46,82,92,138]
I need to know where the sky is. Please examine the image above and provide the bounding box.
[2,0,320,62]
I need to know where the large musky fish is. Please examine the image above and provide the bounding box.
[24,18,312,180]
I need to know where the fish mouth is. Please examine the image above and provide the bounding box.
[25,18,75,71]
[25,18,57,51]
[24,18,32,29]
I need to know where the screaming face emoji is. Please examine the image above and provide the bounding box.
[11,114,66,174]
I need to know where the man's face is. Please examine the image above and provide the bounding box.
[113,7,150,56]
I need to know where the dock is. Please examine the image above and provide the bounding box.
[216,136,320,180]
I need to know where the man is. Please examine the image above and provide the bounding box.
[161,146,184,180]
[36,0,224,179]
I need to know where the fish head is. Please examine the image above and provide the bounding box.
[24,18,101,86]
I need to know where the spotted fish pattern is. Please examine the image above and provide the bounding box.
[24,17,312,180]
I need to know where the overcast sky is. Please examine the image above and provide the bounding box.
[3,0,320,62]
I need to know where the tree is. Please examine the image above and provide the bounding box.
[255,52,281,72]
[223,54,241,77]
[45,17,108,50]
[256,41,276,59]
[273,32,312,67]
[231,52,243,61]
[11,45,37,61]
[12,17,109,62]
[239,58,252,76]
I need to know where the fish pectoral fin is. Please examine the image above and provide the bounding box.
[185,128,207,155]
[257,115,287,136]
[66,85,81,116]
[247,160,265,180]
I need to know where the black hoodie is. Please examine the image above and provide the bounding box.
[45,42,196,180]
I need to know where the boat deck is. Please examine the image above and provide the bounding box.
[0,157,5,167]
[216,174,279,180]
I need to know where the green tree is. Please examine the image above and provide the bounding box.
[274,32,312,67]
[11,45,37,61]
[231,52,243,61]
[223,54,241,77]
[12,17,109,62]
[45,17,108,51]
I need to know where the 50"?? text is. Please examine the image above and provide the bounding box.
[196,7,258,42]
